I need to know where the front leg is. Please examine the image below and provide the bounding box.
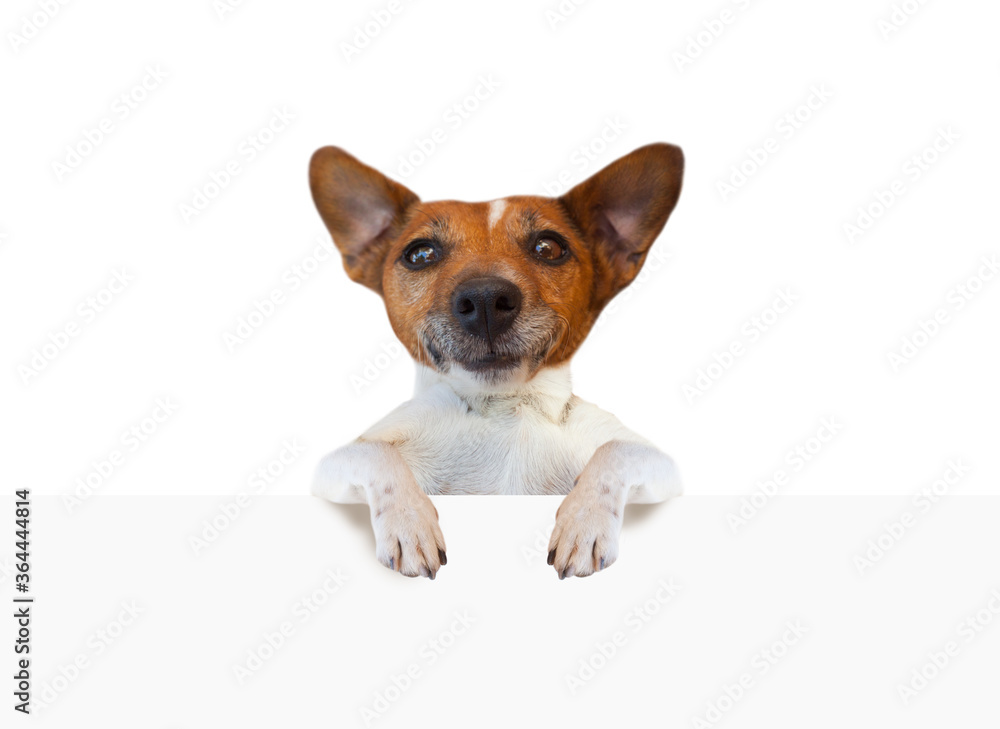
[547,440,681,579]
[313,440,447,579]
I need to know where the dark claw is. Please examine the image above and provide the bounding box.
[599,556,605,570]
[438,549,447,566]
[389,557,394,570]
[547,549,556,565]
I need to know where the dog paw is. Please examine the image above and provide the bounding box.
[371,488,447,579]
[547,480,624,579]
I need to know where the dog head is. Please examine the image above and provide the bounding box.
[309,143,683,384]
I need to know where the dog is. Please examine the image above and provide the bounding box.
[309,143,684,579]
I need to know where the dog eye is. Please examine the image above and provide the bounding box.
[402,240,440,269]
[532,236,567,263]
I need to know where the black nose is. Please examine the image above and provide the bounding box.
[451,276,522,344]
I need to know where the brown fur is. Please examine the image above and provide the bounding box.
[309,143,684,375]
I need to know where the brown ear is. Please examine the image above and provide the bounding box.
[559,143,684,307]
[309,146,419,293]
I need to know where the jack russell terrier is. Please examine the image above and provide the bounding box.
[309,143,684,579]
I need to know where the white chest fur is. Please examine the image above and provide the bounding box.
[313,363,678,503]
[363,364,610,495]
[387,390,588,495]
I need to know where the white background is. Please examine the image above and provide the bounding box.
[1,0,998,726]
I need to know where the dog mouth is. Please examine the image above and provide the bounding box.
[458,352,522,371]
[422,335,526,372]
[420,307,567,377]
[421,334,557,376]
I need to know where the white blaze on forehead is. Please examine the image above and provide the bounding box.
[488,199,508,230]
